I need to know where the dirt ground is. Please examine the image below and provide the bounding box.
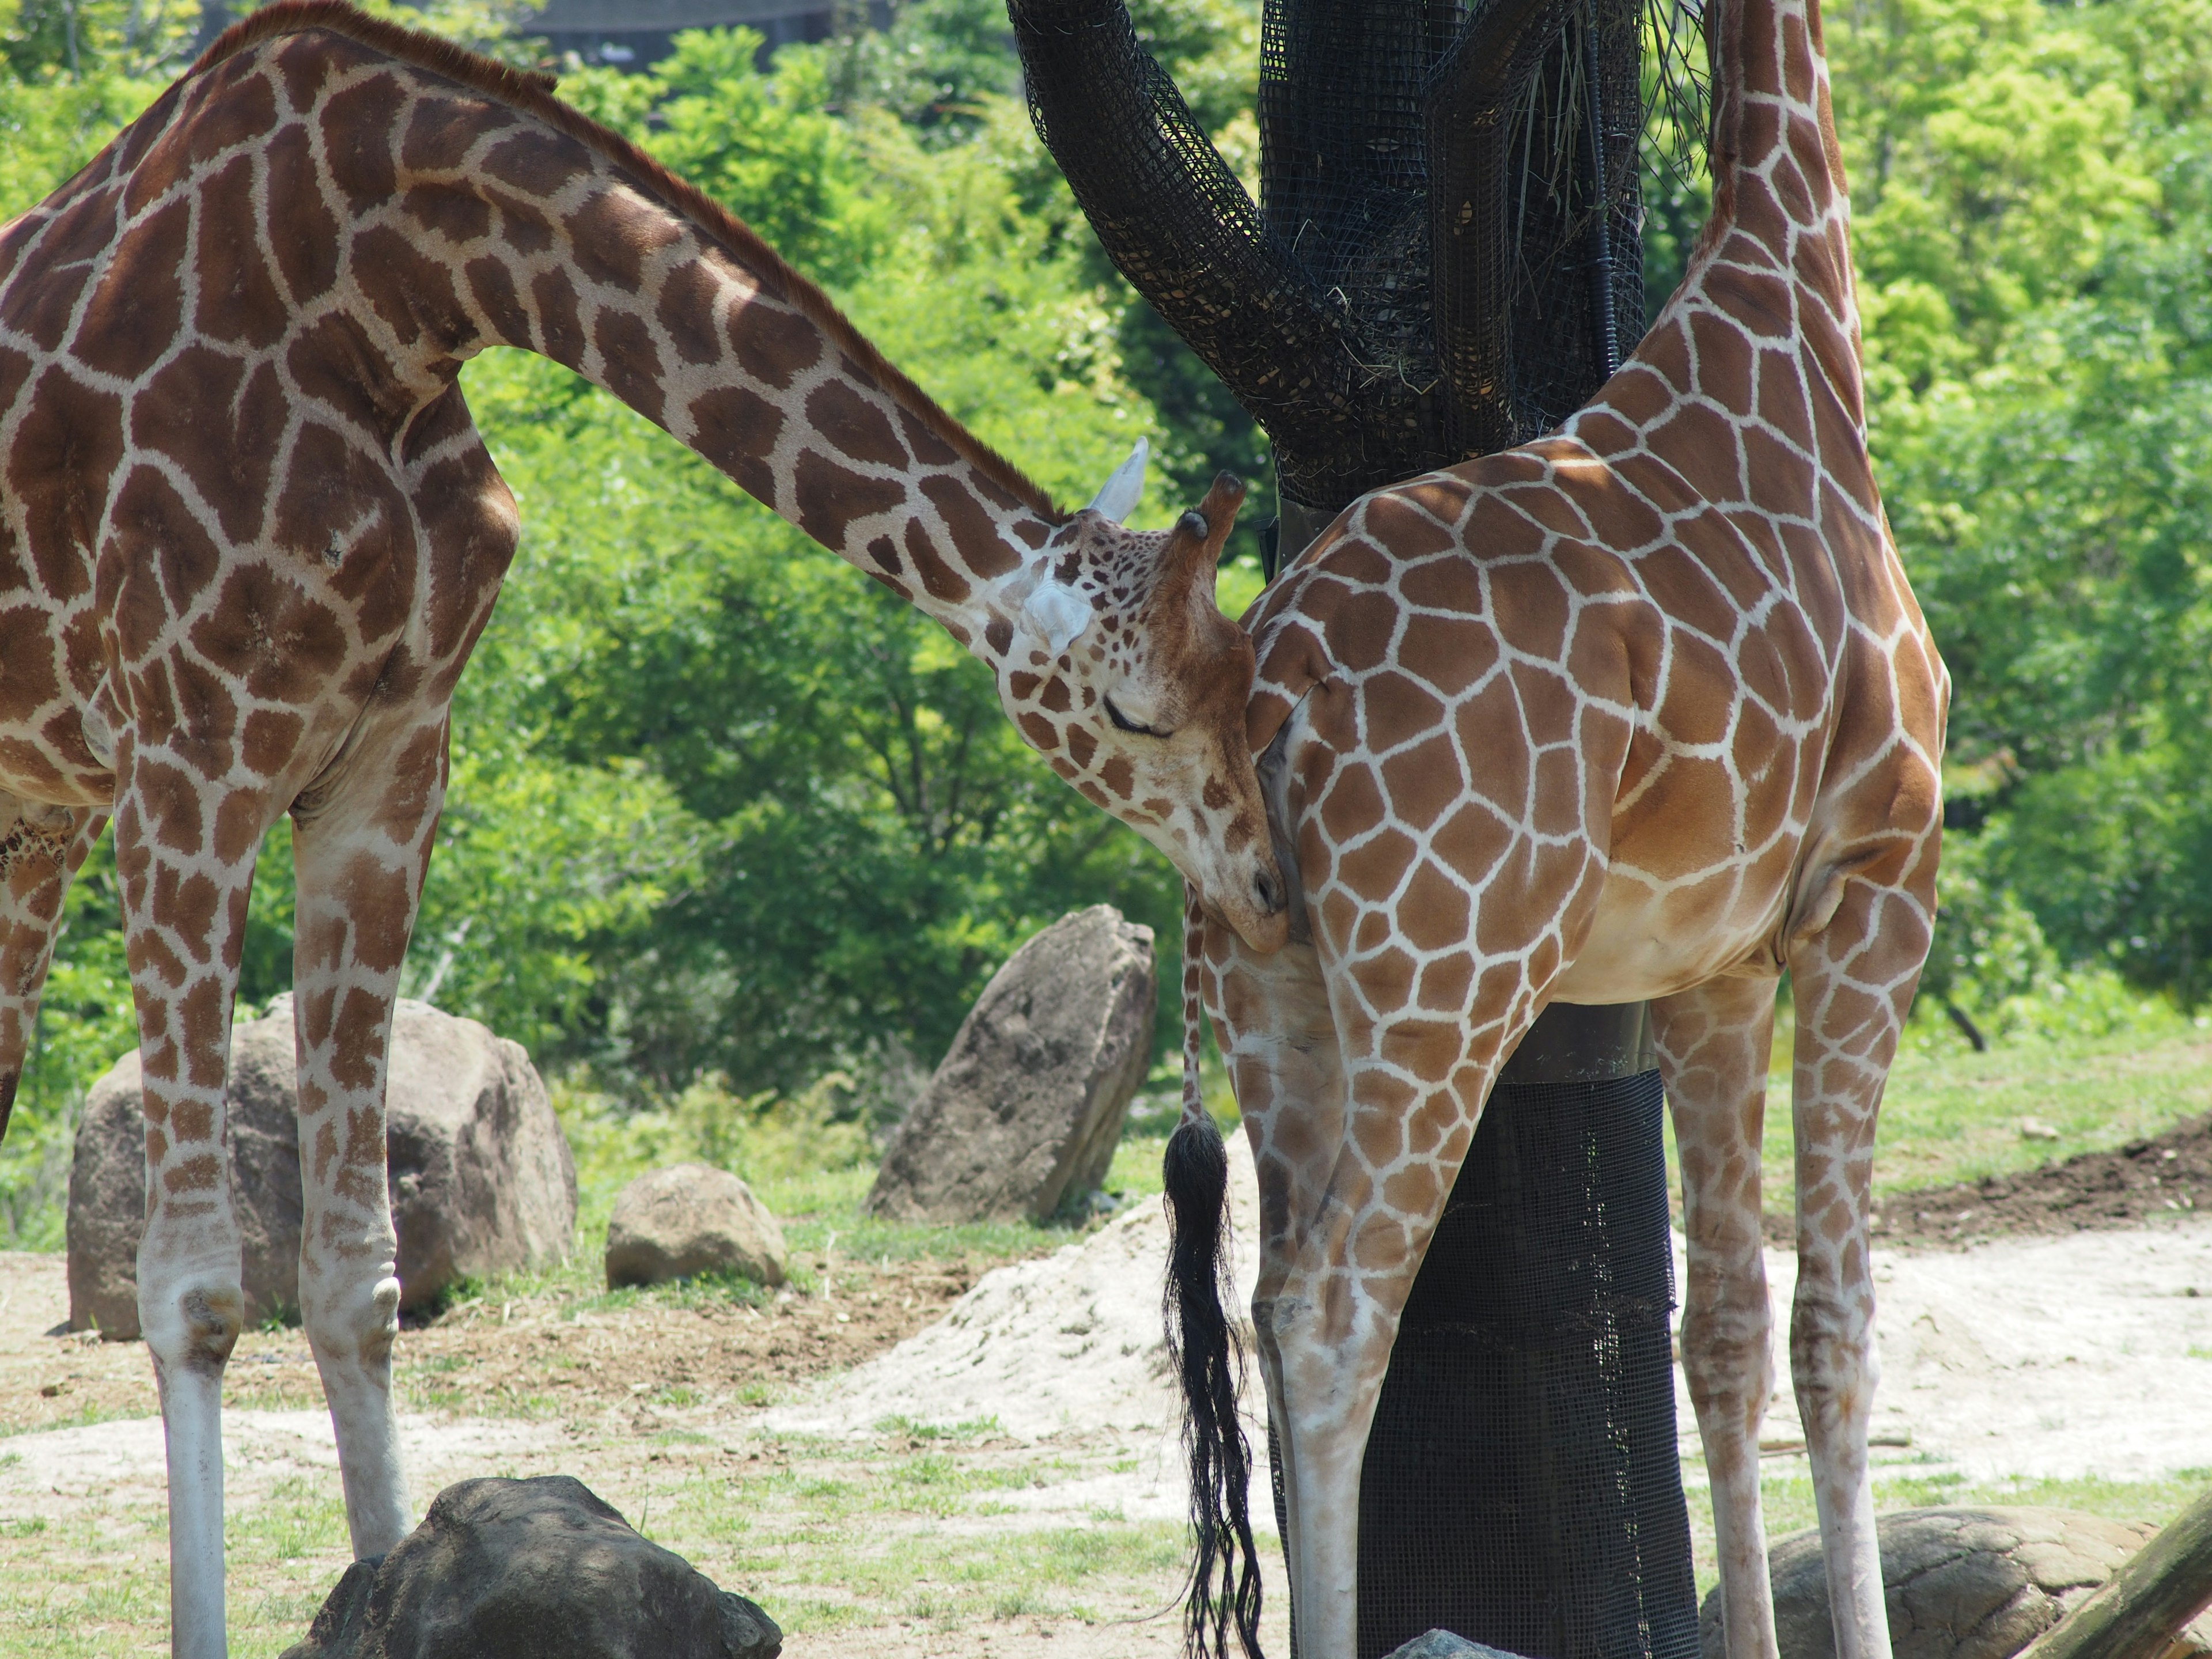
[1865,1109,2210,1248]
[0,1245,1283,1659]
[0,1248,982,1440]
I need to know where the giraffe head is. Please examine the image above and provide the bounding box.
[990,448,1289,953]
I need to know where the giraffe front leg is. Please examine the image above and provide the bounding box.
[1222,950,1487,1657]
[289,717,450,1560]
[0,798,105,1137]
[115,754,276,1659]
[1786,867,1933,1659]
[1209,918,1353,1656]
[1253,1065,1482,1659]
[1654,978,1782,1659]
[1251,1278,1392,1659]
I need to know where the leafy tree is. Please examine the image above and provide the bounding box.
[1829,0,2212,1013]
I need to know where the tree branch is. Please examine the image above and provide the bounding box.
[1009,0,1419,509]
[1427,0,1572,456]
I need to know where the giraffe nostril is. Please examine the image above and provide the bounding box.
[1253,870,1284,913]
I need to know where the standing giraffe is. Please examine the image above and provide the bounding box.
[1162,0,1947,1651]
[0,4,1290,1652]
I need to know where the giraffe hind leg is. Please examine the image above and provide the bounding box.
[1785,867,1934,1659]
[289,714,450,1560]
[0,797,105,1141]
[1653,976,1782,1659]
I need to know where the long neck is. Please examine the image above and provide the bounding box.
[191,24,1065,652]
[1676,0,1863,419]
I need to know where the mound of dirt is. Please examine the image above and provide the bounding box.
[1871,1113,2210,1249]
[766,1136,1262,1443]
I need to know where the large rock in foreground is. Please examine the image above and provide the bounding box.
[1381,1633,1527,1659]
[1699,1507,2212,1659]
[865,905,1156,1224]
[605,1165,787,1289]
[281,1476,781,1659]
[68,995,576,1336]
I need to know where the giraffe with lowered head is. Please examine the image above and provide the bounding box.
[0,5,1289,1651]
[1160,0,1948,1653]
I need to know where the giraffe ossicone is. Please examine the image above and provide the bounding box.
[1164,0,1948,1653]
[0,4,1286,1653]
[1084,434,1149,523]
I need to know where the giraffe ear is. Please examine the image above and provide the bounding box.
[1085,438,1148,524]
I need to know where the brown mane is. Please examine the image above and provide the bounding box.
[190,0,1063,521]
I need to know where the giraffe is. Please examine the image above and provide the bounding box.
[0,4,1290,1651]
[1161,0,1948,1651]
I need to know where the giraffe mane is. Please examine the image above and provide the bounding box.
[188,0,1066,525]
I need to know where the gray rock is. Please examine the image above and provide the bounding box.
[604,1165,787,1289]
[279,1475,781,1659]
[1698,1506,2212,1659]
[864,905,1157,1224]
[1382,1633,1529,1659]
[68,995,577,1336]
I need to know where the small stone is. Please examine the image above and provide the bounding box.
[279,1475,781,1659]
[2018,1119,2062,1142]
[865,906,1157,1224]
[605,1165,788,1289]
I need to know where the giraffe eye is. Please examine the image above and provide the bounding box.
[1104,695,1173,739]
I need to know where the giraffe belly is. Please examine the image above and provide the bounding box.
[0,719,114,811]
[1547,858,1794,1003]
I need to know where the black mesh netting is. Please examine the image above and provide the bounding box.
[1010,0,1665,514]
[1269,1065,1700,1659]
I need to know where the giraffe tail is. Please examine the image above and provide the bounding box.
[1163,885,1264,1659]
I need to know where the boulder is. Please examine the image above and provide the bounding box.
[1698,1507,2212,1659]
[68,995,577,1336]
[864,905,1157,1224]
[604,1165,787,1289]
[1382,1633,1528,1659]
[280,1475,782,1659]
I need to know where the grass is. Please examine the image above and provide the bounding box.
[0,1429,1190,1656]
[1668,1013,2212,1221]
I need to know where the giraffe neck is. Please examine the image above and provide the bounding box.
[171,18,1069,657]
[1694,0,1858,353]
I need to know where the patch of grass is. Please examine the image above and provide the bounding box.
[0,1400,147,1440]
[1668,1018,2212,1217]
[873,1414,1001,1442]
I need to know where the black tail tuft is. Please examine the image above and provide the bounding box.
[1164,1113,1264,1659]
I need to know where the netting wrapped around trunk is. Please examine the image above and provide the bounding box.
[1347,1067,1699,1659]
[1011,0,1650,514]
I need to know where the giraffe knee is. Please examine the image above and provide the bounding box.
[1681,1294,1774,1412]
[302,1271,403,1370]
[1788,1283,1876,1416]
[139,1279,245,1377]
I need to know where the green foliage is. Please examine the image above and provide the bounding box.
[12,0,2212,1248]
[1823,0,2212,1018]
